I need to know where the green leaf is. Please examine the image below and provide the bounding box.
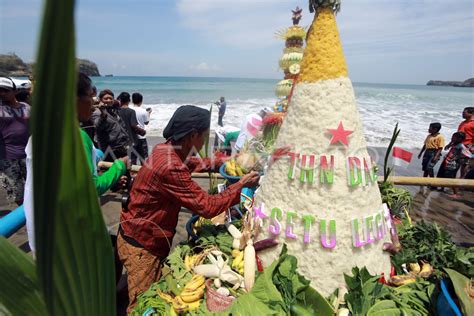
[294,286,334,316]
[31,0,116,314]
[367,300,400,316]
[444,268,474,316]
[0,237,48,315]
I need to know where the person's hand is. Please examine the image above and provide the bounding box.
[99,105,107,118]
[239,171,260,188]
[117,175,128,189]
[119,156,131,170]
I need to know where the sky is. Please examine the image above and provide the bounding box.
[0,0,473,84]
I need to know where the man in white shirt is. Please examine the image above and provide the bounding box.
[131,92,151,165]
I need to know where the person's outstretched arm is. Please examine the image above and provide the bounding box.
[81,130,126,195]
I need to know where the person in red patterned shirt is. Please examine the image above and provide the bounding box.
[117,105,259,312]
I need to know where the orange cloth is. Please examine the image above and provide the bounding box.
[117,234,162,314]
[458,119,474,146]
[424,133,445,149]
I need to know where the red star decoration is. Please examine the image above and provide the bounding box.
[327,121,353,146]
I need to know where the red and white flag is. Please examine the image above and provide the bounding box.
[392,147,413,167]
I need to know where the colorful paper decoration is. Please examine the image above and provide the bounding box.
[347,157,363,186]
[299,155,315,184]
[253,202,268,220]
[363,158,378,185]
[319,155,335,184]
[364,215,375,245]
[285,211,297,239]
[351,218,365,248]
[269,207,283,235]
[327,121,353,146]
[302,215,315,244]
[320,219,336,248]
[287,152,300,179]
[374,212,385,240]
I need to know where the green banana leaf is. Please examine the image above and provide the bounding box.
[0,0,116,314]
[32,0,116,314]
[444,268,474,316]
[0,237,47,315]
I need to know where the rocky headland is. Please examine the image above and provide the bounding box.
[0,53,101,77]
[427,78,474,87]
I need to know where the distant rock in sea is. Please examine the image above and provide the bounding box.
[0,53,101,77]
[427,78,474,87]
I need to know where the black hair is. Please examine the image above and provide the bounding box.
[77,72,92,97]
[118,92,131,103]
[453,131,466,141]
[429,122,441,133]
[99,89,114,99]
[92,86,97,94]
[16,91,30,102]
[132,92,143,104]
[464,107,474,114]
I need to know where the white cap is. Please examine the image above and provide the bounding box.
[0,77,15,90]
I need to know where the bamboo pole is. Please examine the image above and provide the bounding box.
[384,176,474,188]
[97,162,474,187]
[98,161,225,179]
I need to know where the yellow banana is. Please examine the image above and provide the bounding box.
[231,249,241,258]
[180,287,205,303]
[156,289,174,304]
[187,300,201,311]
[232,251,244,269]
[408,262,421,274]
[226,160,237,176]
[235,164,244,176]
[184,255,191,271]
[390,274,417,286]
[184,274,205,291]
[172,296,189,313]
[419,262,433,278]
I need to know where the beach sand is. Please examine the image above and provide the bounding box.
[4,135,473,252]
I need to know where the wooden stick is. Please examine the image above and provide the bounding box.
[384,176,474,188]
[98,161,225,179]
[97,162,474,187]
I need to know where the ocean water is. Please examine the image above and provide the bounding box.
[92,76,473,149]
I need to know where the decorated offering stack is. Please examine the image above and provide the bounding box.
[253,0,392,295]
[274,6,306,112]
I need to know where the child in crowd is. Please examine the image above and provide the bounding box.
[437,132,471,198]
[418,122,444,178]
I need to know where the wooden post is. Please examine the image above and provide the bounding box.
[97,162,474,187]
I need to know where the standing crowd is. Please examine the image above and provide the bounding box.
[418,107,474,198]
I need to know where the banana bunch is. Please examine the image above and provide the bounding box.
[226,159,245,177]
[390,262,433,286]
[180,274,206,303]
[184,255,198,271]
[231,249,245,275]
[158,275,205,314]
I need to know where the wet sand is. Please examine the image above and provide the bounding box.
[4,136,474,252]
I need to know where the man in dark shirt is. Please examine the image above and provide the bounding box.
[216,96,226,127]
[93,89,130,160]
[117,92,146,162]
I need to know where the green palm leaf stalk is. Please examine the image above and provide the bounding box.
[383,123,401,183]
[0,0,116,315]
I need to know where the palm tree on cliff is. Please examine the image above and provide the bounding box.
[254,0,392,295]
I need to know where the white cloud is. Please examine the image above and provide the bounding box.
[189,62,220,72]
[175,0,300,49]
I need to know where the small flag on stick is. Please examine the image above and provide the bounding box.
[392,147,413,167]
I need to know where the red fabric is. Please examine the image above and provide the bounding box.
[120,142,243,257]
[392,147,413,162]
[458,119,474,146]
